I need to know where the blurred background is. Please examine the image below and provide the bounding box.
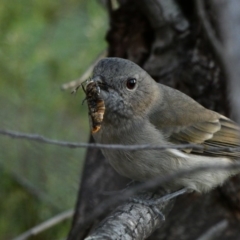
[0,0,107,239]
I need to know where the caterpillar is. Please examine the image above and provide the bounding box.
[82,79,105,133]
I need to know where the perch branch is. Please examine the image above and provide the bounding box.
[84,190,174,240]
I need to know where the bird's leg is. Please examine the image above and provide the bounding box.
[131,188,189,220]
[99,180,138,196]
[131,188,188,205]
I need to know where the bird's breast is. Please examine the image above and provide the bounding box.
[92,119,172,180]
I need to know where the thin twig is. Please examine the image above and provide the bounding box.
[13,209,74,240]
[196,0,225,69]
[61,50,107,91]
[196,220,228,240]
[1,129,240,152]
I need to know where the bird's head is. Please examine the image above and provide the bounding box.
[90,57,159,123]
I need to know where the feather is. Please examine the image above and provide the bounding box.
[169,115,240,158]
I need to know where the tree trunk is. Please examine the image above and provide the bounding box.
[67,1,240,239]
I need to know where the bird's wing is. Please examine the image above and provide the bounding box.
[169,115,240,158]
[149,84,240,158]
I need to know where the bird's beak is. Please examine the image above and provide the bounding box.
[88,75,109,101]
[92,75,109,93]
[91,75,102,85]
[82,76,103,93]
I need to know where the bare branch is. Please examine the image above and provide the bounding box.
[1,129,239,153]
[84,190,174,240]
[196,220,228,240]
[13,209,74,240]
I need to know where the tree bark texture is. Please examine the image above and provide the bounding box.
[67,0,240,239]
[84,190,174,240]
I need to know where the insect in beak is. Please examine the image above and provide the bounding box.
[82,77,105,134]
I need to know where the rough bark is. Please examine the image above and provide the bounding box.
[67,0,240,239]
[85,190,174,240]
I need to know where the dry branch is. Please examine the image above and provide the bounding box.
[84,190,173,240]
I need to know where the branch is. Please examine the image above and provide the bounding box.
[1,129,239,152]
[13,209,74,240]
[84,190,174,240]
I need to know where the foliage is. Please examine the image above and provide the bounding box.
[0,0,107,238]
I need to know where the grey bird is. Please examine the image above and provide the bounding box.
[85,57,240,193]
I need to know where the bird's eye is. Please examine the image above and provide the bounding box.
[126,78,137,90]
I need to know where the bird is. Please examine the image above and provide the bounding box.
[83,57,240,193]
